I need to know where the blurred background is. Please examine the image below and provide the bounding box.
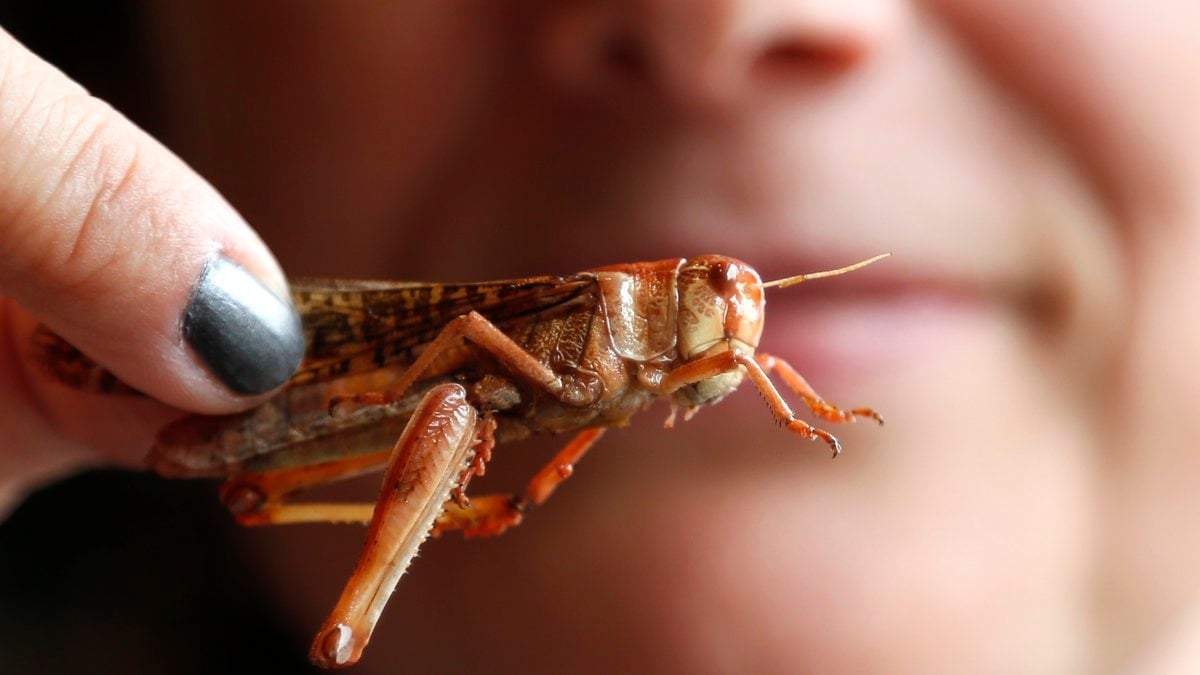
[3,1,1200,674]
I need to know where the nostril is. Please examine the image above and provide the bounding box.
[540,4,899,103]
[753,36,867,79]
[599,32,650,82]
[540,9,656,95]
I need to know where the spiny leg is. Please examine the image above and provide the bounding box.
[310,383,482,669]
[755,353,883,425]
[657,349,847,457]
[451,413,496,508]
[434,427,606,538]
[434,495,523,539]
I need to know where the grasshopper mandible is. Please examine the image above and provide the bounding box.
[34,252,887,668]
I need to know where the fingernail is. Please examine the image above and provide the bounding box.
[183,256,304,395]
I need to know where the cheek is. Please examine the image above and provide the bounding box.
[924,0,1200,224]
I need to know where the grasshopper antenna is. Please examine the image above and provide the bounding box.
[762,253,891,289]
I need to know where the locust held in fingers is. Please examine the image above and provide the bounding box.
[33,252,888,669]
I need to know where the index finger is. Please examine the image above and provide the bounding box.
[0,27,304,412]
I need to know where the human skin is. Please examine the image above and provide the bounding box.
[6,1,1200,673]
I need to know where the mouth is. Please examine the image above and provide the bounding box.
[756,257,1020,387]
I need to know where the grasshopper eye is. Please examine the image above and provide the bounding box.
[707,261,740,299]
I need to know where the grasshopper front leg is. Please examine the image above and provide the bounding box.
[754,353,884,425]
[657,349,880,458]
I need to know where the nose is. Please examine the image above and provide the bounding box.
[539,0,908,110]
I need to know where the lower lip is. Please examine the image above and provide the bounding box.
[759,288,993,387]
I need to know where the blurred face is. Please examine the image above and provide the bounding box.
[150,1,1200,672]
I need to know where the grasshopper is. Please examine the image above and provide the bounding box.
[34,253,887,668]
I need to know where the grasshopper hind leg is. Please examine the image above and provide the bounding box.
[308,382,484,668]
[208,383,482,668]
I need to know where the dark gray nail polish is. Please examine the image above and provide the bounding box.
[183,256,305,395]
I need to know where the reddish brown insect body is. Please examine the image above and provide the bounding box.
[34,253,887,669]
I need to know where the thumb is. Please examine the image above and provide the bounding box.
[0,29,304,413]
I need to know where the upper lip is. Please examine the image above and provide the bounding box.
[758,257,988,303]
[739,227,1039,311]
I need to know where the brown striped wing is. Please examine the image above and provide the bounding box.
[289,276,599,385]
[31,276,599,395]
[155,275,602,475]
[32,275,603,475]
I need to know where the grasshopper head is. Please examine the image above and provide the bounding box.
[672,255,764,407]
[670,253,889,408]
[677,255,766,361]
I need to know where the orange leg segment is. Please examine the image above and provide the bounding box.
[219,450,392,525]
[755,353,884,425]
[434,427,606,538]
[658,349,878,458]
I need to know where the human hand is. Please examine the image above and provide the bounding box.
[0,27,303,513]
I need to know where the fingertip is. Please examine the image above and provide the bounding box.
[0,29,304,413]
[182,256,305,396]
